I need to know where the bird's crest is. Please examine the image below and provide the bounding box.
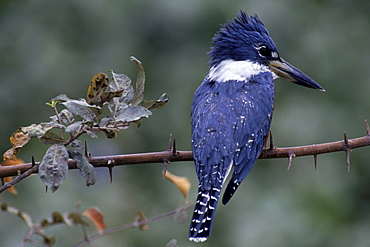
[208,11,271,66]
[230,12,269,35]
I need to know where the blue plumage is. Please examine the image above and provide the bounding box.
[189,11,324,242]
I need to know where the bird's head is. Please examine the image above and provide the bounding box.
[208,11,324,91]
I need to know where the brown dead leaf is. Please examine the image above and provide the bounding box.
[82,207,106,234]
[135,211,148,231]
[164,171,191,199]
[1,158,25,194]
[3,129,31,160]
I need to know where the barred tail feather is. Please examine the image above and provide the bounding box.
[189,186,221,242]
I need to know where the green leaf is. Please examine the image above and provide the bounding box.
[99,116,113,127]
[51,94,101,121]
[109,71,134,103]
[50,94,72,102]
[68,150,97,186]
[62,99,100,122]
[65,211,90,226]
[70,139,83,149]
[65,121,83,134]
[140,93,169,110]
[43,235,56,247]
[130,56,145,106]
[115,106,152,123]
[0,202,34,228]
[83,125,98,139]
[50,109,74,125]
[108,71,135,119]
[39,131,64,145]
[102,129,117,139]
[39,144,69,192]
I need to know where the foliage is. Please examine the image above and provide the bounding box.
[2,57,168,192]
[0,165,191,246]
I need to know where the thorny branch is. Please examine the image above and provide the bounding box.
[1,124,370,192]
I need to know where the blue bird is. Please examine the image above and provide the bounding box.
[189,11,324,242]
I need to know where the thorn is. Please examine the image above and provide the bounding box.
[84,140,90,157]
[287,153,294,171]
[1,177,4,186]
[31,156,36,166]
[172,139,177,156]
[343,132,349,145]
[108,166,113,183]
[314,155,318,170]
[45,186,48,193]
[162,159,169,178]
[365,120,370,136]
[167,134,173,151]
[269,131,274,150]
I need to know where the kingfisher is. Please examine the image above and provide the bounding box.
[189,11,324,242]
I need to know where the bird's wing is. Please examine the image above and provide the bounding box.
[232,78,274,179]
[222,73,274,204]
[191,79,236,191]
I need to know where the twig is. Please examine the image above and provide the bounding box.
[0,157,39,194]
[73,202,194,247]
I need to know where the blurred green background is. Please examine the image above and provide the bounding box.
[1,0,369,246]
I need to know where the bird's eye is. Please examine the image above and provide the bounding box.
[257,45,271,57]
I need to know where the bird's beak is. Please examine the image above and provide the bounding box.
[268,58,325,91]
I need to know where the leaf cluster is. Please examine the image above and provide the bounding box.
[2,57,168,192]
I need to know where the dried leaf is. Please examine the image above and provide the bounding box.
[140,93,169,110]
[135,211,148,231]
[3,129,31,160]
[68,150,97,186]
[22,122,65,139]
[38,144,69,192]
[165,171,191,199]
[83,207,106,234]
[87,73,110,106]
[1,159,24,194]
[130,56,145,106]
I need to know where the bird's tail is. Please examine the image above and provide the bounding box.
[189,186,221,242]
[222,180,240,205]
